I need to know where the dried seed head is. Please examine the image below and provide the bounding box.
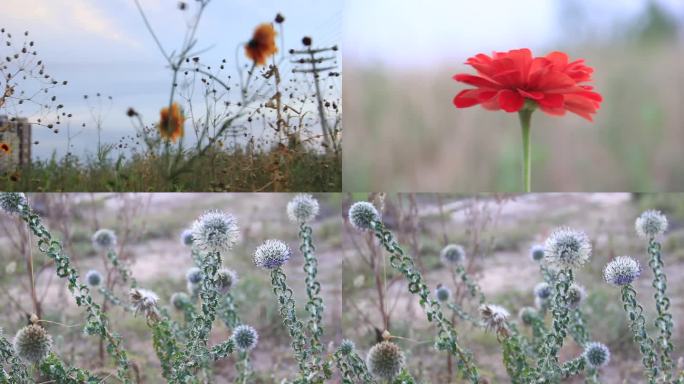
[584,342,610,368]
[603,256,641,286]
[440,244,466,266]
[92,229,117,251]
[286,194,319,223]
[191,211,239,253]
[479,304,510,336]
[179,229,193,246]
[366,341,405,381]
[232,324,258,351]
[253,239,291,269]
[85,270,102,287]
[635,210,668,239]
[13,324,51,363]
[435,284,451,302]
[348,201,380,230]
[544,227,592,270]
[530,244,545,262]
[170,292,191,310]
[129,288,160,321]
[0,192,26,214]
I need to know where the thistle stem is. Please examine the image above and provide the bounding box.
[518,109,533,192]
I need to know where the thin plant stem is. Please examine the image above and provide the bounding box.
[518,108,533,192]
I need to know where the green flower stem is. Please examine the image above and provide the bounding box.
[235,351,252,384]
[648,238,674,379]
[559,355,586,379]
[501,325,534,383]
[455,264,485,304]
[209,339,235,361]
[217,293,240,329]
[185,251,222,359]
[39,353,100,383]
[0,332,29,382]
[538,268,573,379]
[17,204,131,383]
[371,221,480,383]
[518,107,534,193]
[270,267,310,376]
[568,308,590,347]
[333,348,374,384]
[445,302,480,327]
[299,222,325,360]
[621,284,659,383]
[150,315,185,380]
[105,249,137,288]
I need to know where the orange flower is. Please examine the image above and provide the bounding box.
[245,23,278,66]
[0,142,11,155]
[158,103,184,142]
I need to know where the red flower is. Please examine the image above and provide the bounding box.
[452,49,602,121]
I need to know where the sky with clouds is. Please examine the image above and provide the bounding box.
[2,0,342,158]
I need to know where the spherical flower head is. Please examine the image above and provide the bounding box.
[348,201,380,231]
[287,194,319,223]
[566,283,586,309]
[232,324,258,351]
[170,292,191,310]
[245,23,278,66]
[92,229,117,251]
[0,192,26,214]
[603,256,641,286]
[13,324,52,363]
[216,268,239,294]
[253,239,291,269]
[339,339,356,355]
[186,267,203,284]
[584,342,610,368]
[480,304,510,335]
[518,307,537,326]
[533,282,552,299]
[191,211,239,253]
[85,270,102,287]
[366,341,405,381]
[530,244,545,262]
[635,210,668,239]
[435,285,451,302]
[179,229,193,247]
[130,288,160,320]
[544,227,591,270]
[440,244,466,266]
[453,49,602,121]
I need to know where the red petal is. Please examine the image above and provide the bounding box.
[498,89,525,112]
[517,89,544,100]
[452,74,501,89]
[538,94,564,108]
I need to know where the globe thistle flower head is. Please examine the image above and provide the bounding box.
[480,304,510,336]
[530,244,545,262]
[13,324,52,363]
[253,239,291,269]
[435,284,451,302]
[566,283,587,309]
[85,270,102,287]
[216,268,239,294]
[186,267,203,284]
[440,244,466,266]
[92,229,117,251]
[518,307,537,326]
[544,227,592,270]
[0,192,26,214]
[191,211,239,253]
[603,256,641,286]
[339,339,356,355]
[635,210,668,239]
[366,341,405,381]
[179,229,193,247]
[533,282,552,299]
[286,194,319,223]
[584,342,610,368]
[170,292,191,310]
[130,288,160,321]
[348,201,380,231]
[232,324,258,351]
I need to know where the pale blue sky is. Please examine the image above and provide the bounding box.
[2,0,342,158]
[343,0,684,68]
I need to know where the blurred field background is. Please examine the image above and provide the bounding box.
[342,193,684,383]
[342,0,684,192]
[0,193,343,383]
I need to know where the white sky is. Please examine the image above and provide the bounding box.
[343,0,684,68]
[2,0,343,158]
